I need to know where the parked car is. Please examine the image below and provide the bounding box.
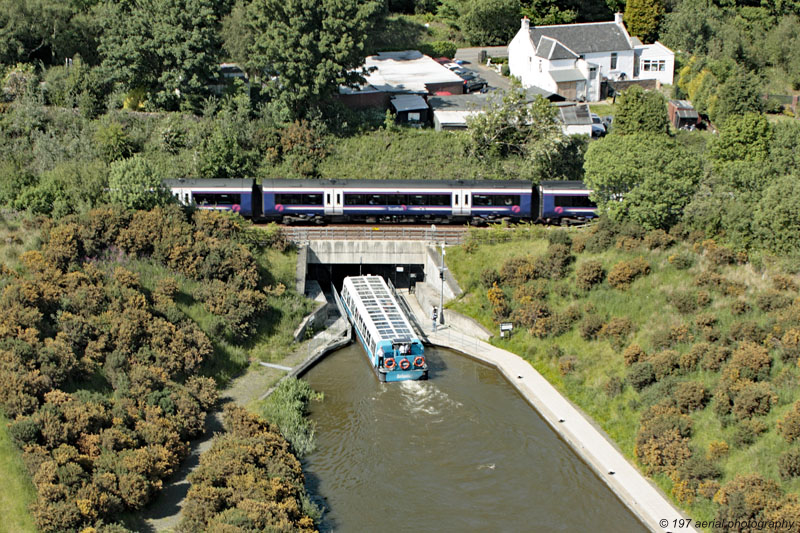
[464,77,488,93]
[591,123,606,137]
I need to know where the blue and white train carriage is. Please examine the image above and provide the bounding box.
[340,275,428,382]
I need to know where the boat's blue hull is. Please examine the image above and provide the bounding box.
[343,298,427,382]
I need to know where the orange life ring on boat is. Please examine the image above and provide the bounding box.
[414,356,425,368]
[384,357,396,370]
[399,358,411,370]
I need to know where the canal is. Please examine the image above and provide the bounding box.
[302,344,649,533]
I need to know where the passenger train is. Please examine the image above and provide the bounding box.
[164,178,597,225]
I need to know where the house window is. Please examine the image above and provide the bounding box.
[642,59,666,72]
[589,67,597,79]
[539,60,542,72]
[610,53,617,70]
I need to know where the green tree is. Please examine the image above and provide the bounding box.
[612,85,669,135]
[708,113,773,166]
[754,173,800,255]
[244,0,381,118]
[624,0,665,43]
[460,0,522,46]
[467,84,568,180]
[99,0,222,110]
[108,156,172,211]
[711,67,765,125]
[583,133,702,229]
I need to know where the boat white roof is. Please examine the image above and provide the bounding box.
[343,276,415,342]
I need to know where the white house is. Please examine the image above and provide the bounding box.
[508,14,674,101]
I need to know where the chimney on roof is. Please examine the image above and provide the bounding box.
[614,12,624,25]
[521,16,530,31]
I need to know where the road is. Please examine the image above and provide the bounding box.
[455,46,510,91]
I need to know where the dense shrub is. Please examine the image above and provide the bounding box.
[668,290,698,314]
[608,257,650,290]
[674,381,708,413]
[731,300,751,316]
[635,403,693,476]
[623,344,647,366]
[535,244,574,280]
[732,418,768,446]
[778,402,800,443]
[668,252,694,270]
[513,279,549,302]
[558,355,578,375]
[575,260,605,290]
[756,290,793,312]
[732,382,777,420]
[579,314,606,340]
[643,229,675,250]
[706,441,730,462]
[773,274,798,292]
[680,343,708,373]
[703,346,731,372]
[479,268,500,288]
[546,229,572,247]
[180,405,316,533]
[510,300,550,328]
[651,350,680,380]
[599,317,635,349]
[604,376,624,398]
[627,361,656,391]
[499,256,536,286]
[713,474,783,528]
[728,341,772,381]
[779,448,800,480]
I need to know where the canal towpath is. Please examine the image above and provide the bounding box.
[399,290,699,533]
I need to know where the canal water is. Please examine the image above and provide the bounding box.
[302,344,649,533]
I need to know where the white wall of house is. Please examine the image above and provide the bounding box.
[508,23,542,89]
[584,50,635,81]
[562,124,593,136]
[635,42,674,85]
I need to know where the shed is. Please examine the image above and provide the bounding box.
[390,94,429,126]
[554,102,593,136]
[668,99,700,130]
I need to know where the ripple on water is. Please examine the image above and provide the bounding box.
[303,344,649,533]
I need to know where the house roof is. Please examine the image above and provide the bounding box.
[391,94,428,112]
[358,50,464,94]
[535,36,579,60]
[531,21,632,54]
[428,87,561,112]
[549,68,586,82]
[433,109,481,127]
[554,102,592,126]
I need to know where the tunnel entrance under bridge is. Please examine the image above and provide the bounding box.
[306,263,426,292]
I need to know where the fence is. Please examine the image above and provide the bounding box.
[281,225,467,244]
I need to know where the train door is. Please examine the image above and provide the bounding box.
[453,190,471,216]
[324,188,344,216]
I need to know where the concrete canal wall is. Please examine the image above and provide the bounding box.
[401,291,697,533]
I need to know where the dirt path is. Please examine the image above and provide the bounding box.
[135,317,349,532]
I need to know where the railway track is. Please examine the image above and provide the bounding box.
[263,224,469,244]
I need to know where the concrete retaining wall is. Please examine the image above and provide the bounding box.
[306,240,427,265]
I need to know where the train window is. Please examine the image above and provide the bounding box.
[472,194,520,206]
[336,194,341,204]
[554,195,596,208]
[193,193,241,205]
[454,195,459,205]
[184,193,189,203]
[275,193,323,205]
[326,193,330,204]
